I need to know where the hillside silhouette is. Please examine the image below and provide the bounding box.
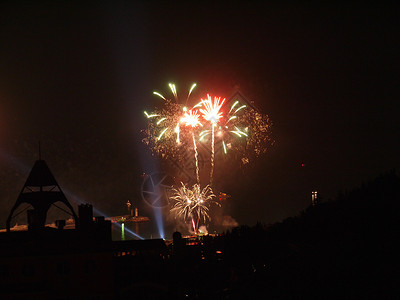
[220,170,400,298]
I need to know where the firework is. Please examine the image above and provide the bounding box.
[142,83,273,233]
[199,94,225,124]
[216,99,249,159]
[199,98,273,166]
[180,109,202,128]
[142,100,183,159]
[221,105,273,164]
[170,182,220,233]
[142,83,198,164]
[143,85,273,182]
[180,109,202,184]
[239,108,273,159]
[198,95,226,184]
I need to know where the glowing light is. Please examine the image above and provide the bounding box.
[144,111,159,118]
[142,83,206,161]
[199,94,225,124]
[170,182,220,233]
[175,123,180,143]
[180,110,202,183]
[169,83,177,100]
[231,131,242,137]
[153,91,166,100]
[198,95,226,184]
[186,83,197,104]
[157,128,168,140]
[142,82,274,237]
[181,110,202,128]
[192,132,200,184]
[234,105,246,114]
[199,131,210,141]
[191,218,196,232]
[199,130,209,137]
[188,83,197,96]
[232,126,248,137]
[156,117,167,125]
[227,116,237,123]
[217,100,248,155]
[144,84,273,172]
[225,108,273,160]
[153,208,165,239]
[192,102,202,109]
[229,101,239,114]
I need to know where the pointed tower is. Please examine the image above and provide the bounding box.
[6,159,78,232]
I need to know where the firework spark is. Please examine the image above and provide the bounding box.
[170,182,220,233]
[226,105,273,164]
[198,95,226,184]
[199,94,225,124]
[142,83,198,163]
[217,100,249,154]
[143,85,273,172]
[180,110,202,128]
[200,97,273,166]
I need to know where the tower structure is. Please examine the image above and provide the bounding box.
[6,159,78,232]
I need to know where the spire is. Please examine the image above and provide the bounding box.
[38,141,41,160]
[23,160,59,188]
[6,159,78,232]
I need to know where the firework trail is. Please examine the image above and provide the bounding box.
[191,218,196,233]
[186,83,197,105]
[210,124,215,184]
[199,94,225,185]
[180,109,202,184]
[192,133,200,184]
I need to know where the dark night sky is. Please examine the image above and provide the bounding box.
[0,2,399,227]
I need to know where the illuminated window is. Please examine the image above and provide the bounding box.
[311,191,319,205]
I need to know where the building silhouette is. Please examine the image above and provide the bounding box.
[0,158,167,298]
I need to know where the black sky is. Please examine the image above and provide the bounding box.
[0,2,399,226]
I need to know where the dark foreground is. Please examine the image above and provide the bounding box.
[1,171,400,299]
